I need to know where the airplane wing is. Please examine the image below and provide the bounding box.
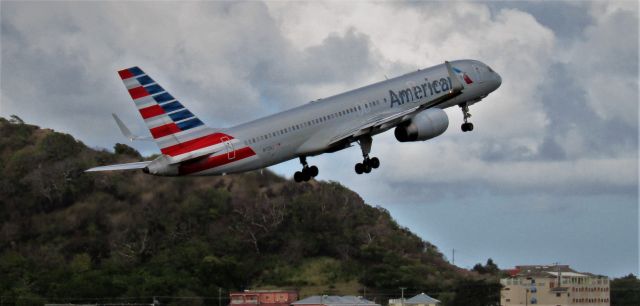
[85,161,151,172]
[327,61,464,147]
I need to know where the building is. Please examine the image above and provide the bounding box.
[292,296,379,306]
[389,293,441,306]
[501,265,610,306]
[230,290,298,306]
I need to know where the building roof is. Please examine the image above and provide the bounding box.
[546,271,588,278]
[231,290,297,294]
[293,296,378,306]
[504,265,601,279]
[405,293,441,304]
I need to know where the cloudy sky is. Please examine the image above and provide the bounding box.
[2,1,638,277]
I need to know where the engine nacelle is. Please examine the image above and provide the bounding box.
[394,108,449,142]
[144,155,179,176]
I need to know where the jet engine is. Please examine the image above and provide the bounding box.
[143,155,179,176]
[394,108,449,142]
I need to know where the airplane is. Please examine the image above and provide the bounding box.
[86,60,501,182]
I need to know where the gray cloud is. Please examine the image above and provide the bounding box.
[485,1,594,41]
[0,1,378,143]
[1,0,637,277]
[2,1,636,197]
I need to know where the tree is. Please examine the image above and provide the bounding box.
[114,143,142,159]
[611,274,640,306]
[9,114,24,124]
[472,258,499,275]
[449,279,501,306]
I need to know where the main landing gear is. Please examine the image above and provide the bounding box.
[294,156,318,183]
[354,135,380,175]
[460,103,474,132]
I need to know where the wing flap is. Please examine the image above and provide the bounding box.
[85,161,151,172]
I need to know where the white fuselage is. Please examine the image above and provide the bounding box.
[192,59,501,175]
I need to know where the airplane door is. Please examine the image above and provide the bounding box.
[473,65,484,83]
[221,136,235,160]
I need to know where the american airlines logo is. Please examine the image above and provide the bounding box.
[389,76,454,108]
[453,67,474,84]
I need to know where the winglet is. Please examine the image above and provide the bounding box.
[112,113,151,141]
[445,61,464,93]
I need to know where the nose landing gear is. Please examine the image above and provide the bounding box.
[460,103,474,132]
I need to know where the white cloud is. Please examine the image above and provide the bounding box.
[1,1,636,200]
[563,2,639,126]
[266,2,636,202]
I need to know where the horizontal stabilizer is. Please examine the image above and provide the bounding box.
[85,161,151,172]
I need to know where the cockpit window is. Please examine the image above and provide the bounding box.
[487,66,494,73]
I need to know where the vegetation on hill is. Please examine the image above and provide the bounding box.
[611,274,640,306]
[0,117,498,306]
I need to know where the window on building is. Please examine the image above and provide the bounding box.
[231,296,244,304]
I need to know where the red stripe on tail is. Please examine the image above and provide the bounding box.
[128,86,150,99]
[150,123,181,138]
[118,69,134,80]
[139,105,165,119]
[178,147,255,175]
[161,133,234,157]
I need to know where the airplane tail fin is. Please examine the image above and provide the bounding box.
[117,66,230,159]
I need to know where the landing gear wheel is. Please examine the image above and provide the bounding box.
[459,103,474,132]
[355,136,380,175]
[294,156,317,182]
[301,170,311,182]
[370,157,380,169]
[308,165,319,177]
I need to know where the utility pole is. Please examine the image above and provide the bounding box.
[400,287,407,306]
[452,249,455,265]
[554,262,561,287]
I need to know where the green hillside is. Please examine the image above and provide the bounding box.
[0,117,498,306]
